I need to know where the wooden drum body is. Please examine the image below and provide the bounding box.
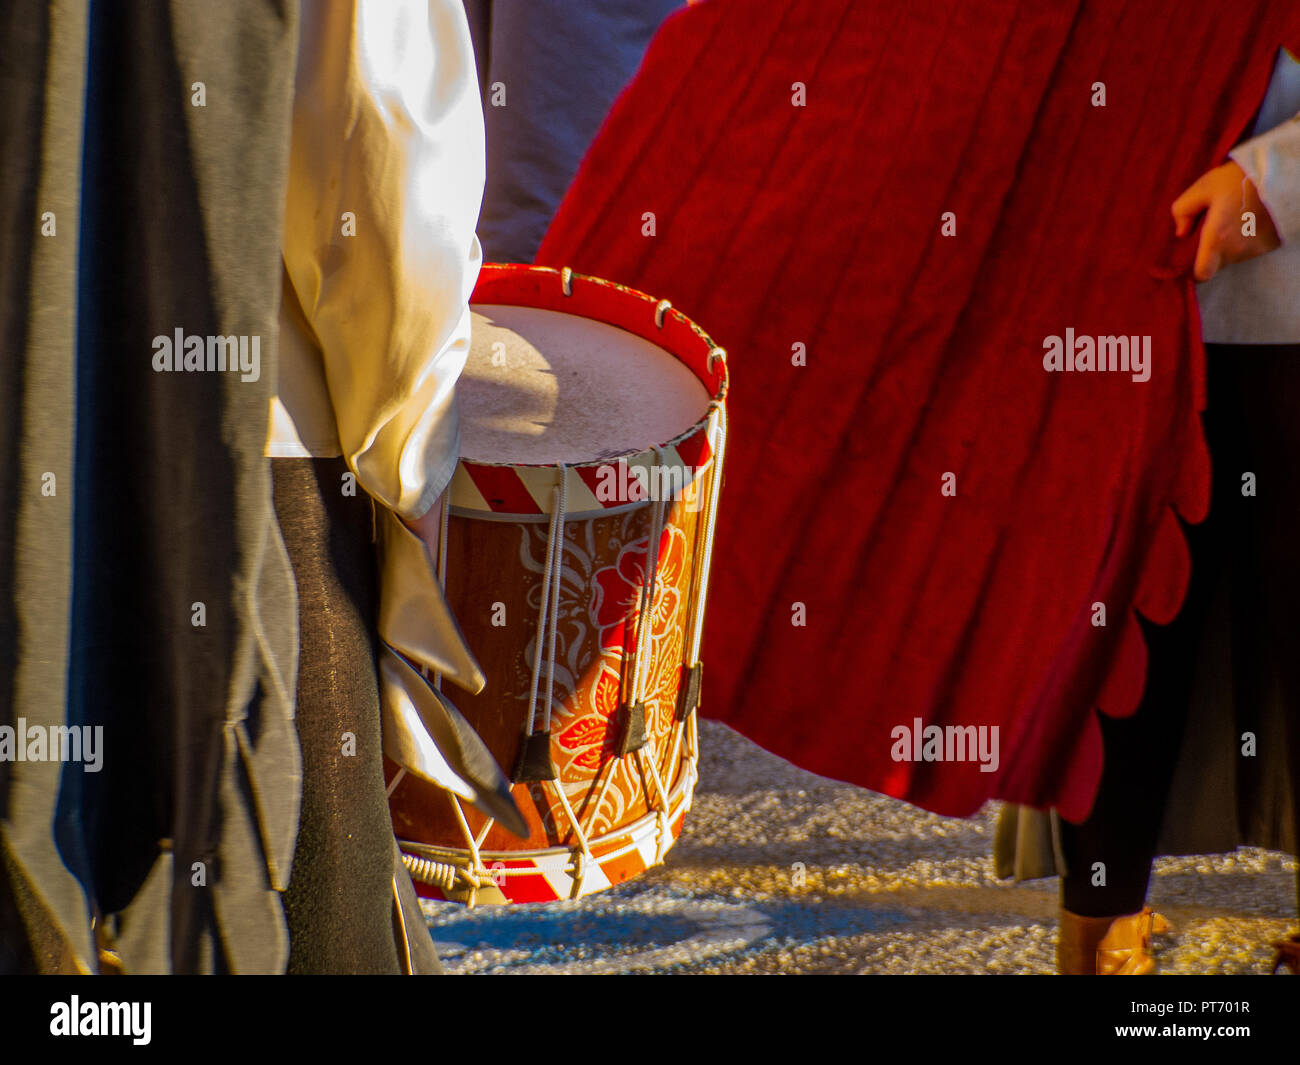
[388,265,728,904]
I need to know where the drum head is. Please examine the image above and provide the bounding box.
[462,305,710,466]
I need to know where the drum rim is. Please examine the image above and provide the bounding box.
[397,745,697,903]
[451,264,728,519]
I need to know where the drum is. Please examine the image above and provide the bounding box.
[387,264,729,904]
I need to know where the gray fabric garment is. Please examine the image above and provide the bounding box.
[0,0,301,973]
[992,807,1065,883]
[463,0,681,263]
[0,0,95,974]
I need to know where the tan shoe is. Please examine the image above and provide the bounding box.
[1057,906,1170,974]
[1271,934,1300,975]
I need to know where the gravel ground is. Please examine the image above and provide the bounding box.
[424,720,1299,974]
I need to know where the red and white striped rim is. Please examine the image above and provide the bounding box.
[453,264,729,519]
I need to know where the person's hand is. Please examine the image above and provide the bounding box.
[1171,161,1281,281]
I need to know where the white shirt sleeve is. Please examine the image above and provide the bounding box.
[1197,48,1300,344]
[1229,114,1300,246]
[282,0,485,520]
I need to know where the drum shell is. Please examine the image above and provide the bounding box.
[386,477,711,857]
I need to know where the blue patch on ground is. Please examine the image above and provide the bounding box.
[428,886,911,969]
[432,905,703,955]
[751,899,910,938]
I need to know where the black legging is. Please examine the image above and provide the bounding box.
[1061,343,1300,917]
[1059,614,1199,915]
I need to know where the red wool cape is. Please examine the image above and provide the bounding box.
[536,0,1300,821]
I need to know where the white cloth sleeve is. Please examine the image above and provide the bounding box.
[282,0,485,520]
[1230,113,1300,246]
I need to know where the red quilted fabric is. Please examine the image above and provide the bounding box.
[538,0,1300,820]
